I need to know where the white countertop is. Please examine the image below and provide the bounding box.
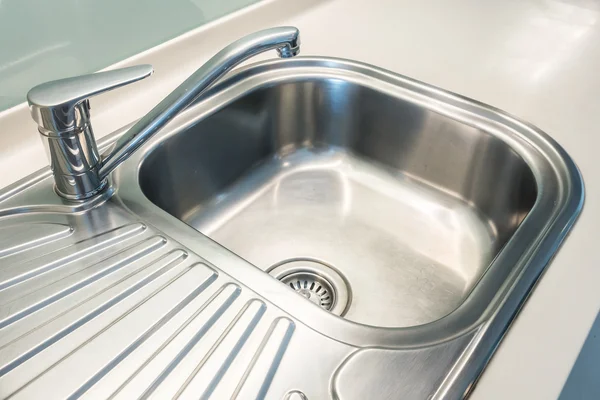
[1,0,598,398]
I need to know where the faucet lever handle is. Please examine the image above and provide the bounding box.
[27,64,154,133]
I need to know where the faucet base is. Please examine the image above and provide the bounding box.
[54,176,108,201]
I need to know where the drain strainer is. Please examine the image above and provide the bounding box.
[268,259,350,316]
[280,272,335,310]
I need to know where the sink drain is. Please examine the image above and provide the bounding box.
[269,259,350,316]
[280,272,335,310]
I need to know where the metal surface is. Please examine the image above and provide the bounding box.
[280,272,335,310]
[0,57,583,399]
[100,26,299,179]
[0,208,347,399]
[26,65,154,200]
[269,260,350,316]
[138,65,537,329]
[25,27,300,200]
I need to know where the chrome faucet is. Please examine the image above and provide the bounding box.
[27,26,300,200]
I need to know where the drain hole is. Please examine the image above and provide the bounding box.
[278,271,336,311]
[268,259,350,316]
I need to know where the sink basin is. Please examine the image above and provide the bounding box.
[117,57,581,398]
[139,72,537,328]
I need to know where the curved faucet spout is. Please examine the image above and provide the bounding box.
[99,26,300,179]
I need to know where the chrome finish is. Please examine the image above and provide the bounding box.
[26,27,300,200]
[0,216,310,399]
[269,260,350,316]
[99,26,300,179]
[138,63,538,329]
[281,272,335,310]
[27,65,153,133]
[284,391,308,400]
[3,57,583,399]
[26,65,153,199]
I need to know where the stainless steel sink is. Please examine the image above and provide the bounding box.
[137,68,537,329]
[0,57,583,399]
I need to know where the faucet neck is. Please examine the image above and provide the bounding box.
[99,26,300,179]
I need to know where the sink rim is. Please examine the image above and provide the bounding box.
[114,56,584,348]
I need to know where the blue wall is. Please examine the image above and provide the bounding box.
[0,0,258,111]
